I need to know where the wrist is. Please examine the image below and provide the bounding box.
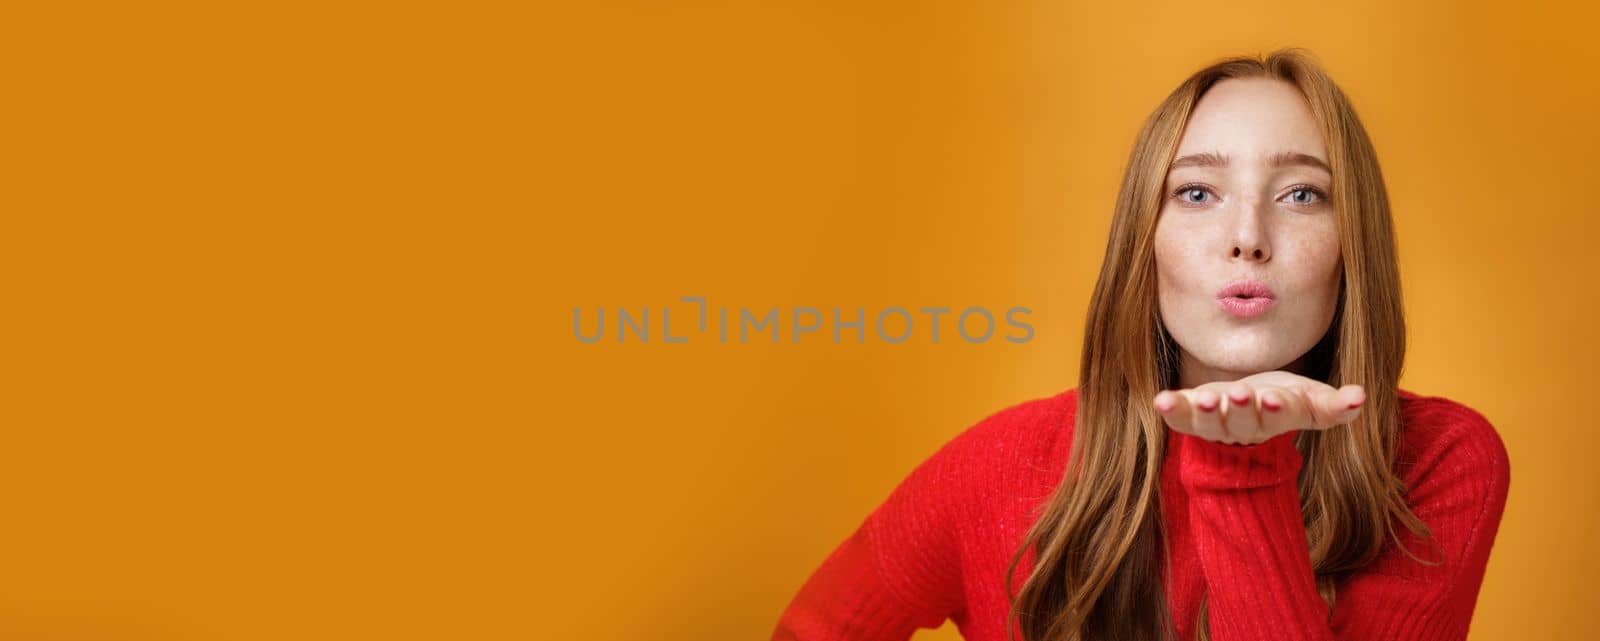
[1175,429,1303,489]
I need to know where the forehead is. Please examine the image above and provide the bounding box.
[1174,77,1326,160]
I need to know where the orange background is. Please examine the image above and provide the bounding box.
[6,1,1598,640]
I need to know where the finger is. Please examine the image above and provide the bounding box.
[1187,388,1226,442]
[1155,389,1196,435]
[1306,384,1366,430]
[1257,385,1308,437]
[1223,382,1264,444]
[1196,381,1240,443]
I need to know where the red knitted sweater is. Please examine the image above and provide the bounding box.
[772,387,1510,641]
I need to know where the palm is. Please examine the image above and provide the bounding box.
[1153,370,1367,445]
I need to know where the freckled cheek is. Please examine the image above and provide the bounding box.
[1153,228,1206,306]
[1282,233,1343,306]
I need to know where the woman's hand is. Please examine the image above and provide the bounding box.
[1153,371,1366,446]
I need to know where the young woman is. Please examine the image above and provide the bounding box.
[771,49,1511,641]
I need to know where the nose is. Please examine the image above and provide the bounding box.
[1229,199,1271,263]
[1232,240,1269,262]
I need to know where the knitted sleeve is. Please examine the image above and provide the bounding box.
[1176,402,1511,641]
[768,518,949,641]
[772,402,1035,641]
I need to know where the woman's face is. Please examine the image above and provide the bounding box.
[1154,77,1342,389]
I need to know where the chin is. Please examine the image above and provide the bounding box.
[1209,360,1277,377]
[1196,346,1286,375]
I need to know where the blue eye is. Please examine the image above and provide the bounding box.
[1283,186,1327,206]
[1173,184,1214,205]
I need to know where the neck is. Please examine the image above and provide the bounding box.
[1176,350,1312,390]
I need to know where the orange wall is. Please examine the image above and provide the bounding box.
[7,2,1596,640]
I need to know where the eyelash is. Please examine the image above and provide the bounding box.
[1170,183,1329,207]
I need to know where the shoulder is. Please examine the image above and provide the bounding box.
[1396,389,1511,479]
[970,386,1078,443]
[1394,388,1512,515]
[944,386,1077,476]
[857,389,1077,620]
[882,387,1077,508]
[1356,389,1513,585]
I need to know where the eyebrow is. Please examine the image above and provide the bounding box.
[1169,151,1331,174]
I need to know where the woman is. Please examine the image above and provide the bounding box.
[771,49,1511,641]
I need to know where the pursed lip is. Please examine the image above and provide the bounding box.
[1215,279,1276,301]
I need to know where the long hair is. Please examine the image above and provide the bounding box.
[1003,48,1438,641]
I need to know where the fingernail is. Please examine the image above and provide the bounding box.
[1346,401,1362,409]
[1230,393,1249,405]
[1197,399,1217,412]
[1262,395,1281,411]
